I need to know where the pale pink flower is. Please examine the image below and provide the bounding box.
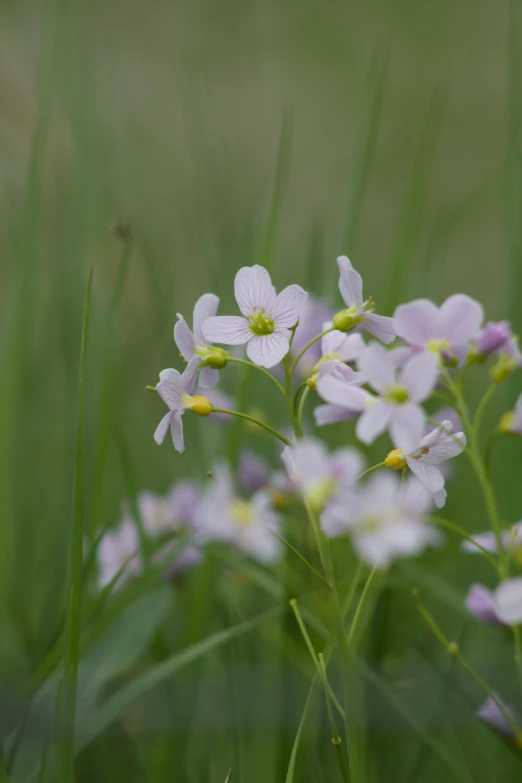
[334,256,395,343]
[494,578,522,624]
[465,583,503,625]
[174,293,224,387]
[314,361,366,426]
[290,298,332,377]
[153,358,206,453]
[97,520,141,590]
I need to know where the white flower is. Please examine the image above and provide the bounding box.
[314,361,367,426]
[154,357,211,453]
[195,463,282,563]
[461,521,522,555]
[174,293,225,387]
[281,437,363,511]
[333,256,396,343]
[494,578,522,624]
[97,520,141,590]
[322,474,439,568]
[202,265,308,368]
[319,323,365,367]
[384,420,466,508]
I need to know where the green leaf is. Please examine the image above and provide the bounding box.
[285,675,319,783]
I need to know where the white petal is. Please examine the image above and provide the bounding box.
[288,439,330,486]
[234,265,276,316]
[338,333,366,362]
[270,284,308,327]
[198,366,219,388]
[363,313,396,345]
[154,411,172,444]
[432,486,447,508]
[317,373,371,410]
[438,294,484,345]
[193,293,220,344]
[157,368,183,409]
[174,316,196,361]
[330,448,365,485]
[247,331,290,368]
[400,351,439,402]
[400,475,433,515]
[314,403,358,426]
[337,256,363,307]
[461,530,502,554]
[202,316,251,345]
[170,410,185,453]
[357,342,396,393]
[406,456,445,492]
[322,328,344,355]
[423,429,466,464]
[495,578,522,624]
[181,356,200,395]
[389,404,424,452]
[355,400,391,444]
[393,299,439,346]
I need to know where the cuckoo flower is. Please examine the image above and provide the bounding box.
[281,437,363,512]
[195,463,282,563]
[154,357,211,453]
[322,474,438,568]
[461,521,522,560]
[394,294,483,362]
[202,265,308,368]
[333,256,395,343]
[290,298,332,377]
[97,520,141,590]
[465,584,503,625]
[499,394,522,435]
[314,361,366,426]
[384,420,466,508]
[474,321,512,358]
[318,324,365,368]
[174,293,227,387]
[494,578,522,625]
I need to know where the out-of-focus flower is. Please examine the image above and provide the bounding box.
[465,583,503,625]
[394,294,483,363]
[154,358,212,452]
[473,321,512,359]
[174,293,227,387]
[281,437,363,512]
[239,451,270,493]
[494,578,522,625]
[461,522,522,559]
[314,361,366,426]
[202,265,308,368]
[322,474,439,568]
[290,298,332,377]
[477,695,521,739]
[97,520,141,590]
[384,420,466,508]
[318,325,365,369]
[499,394,522,435]
[333,256,395,343]
[164,545,203,582]
[195,463,282,563]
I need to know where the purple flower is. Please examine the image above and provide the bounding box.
[202,265,308,368]
[475,321,512,357]
[281,437,363,511]
[322,475,439,568]
[465,583,503,625]
[174,293,226,387]
[461,521,522,554]
[499,394,522,435]
[154,358,211,453]
[394,294,483,361]
[97,520,141,590]
[166,481,200,527]
[333,257,395,343]
[290,298,332,377]
[384,420,466,508]
[314,361,366,426]
[477,695,520,739]
[239,451,270,493]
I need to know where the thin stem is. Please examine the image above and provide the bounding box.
[428,516,500,573]
[227,356,285,397]
[210,408,291,446]
[318,653,351,783]
[357,462,385,480]
[472,384,497,448]
[289,327,334,376]
[292,382,308,418]
[345,564,379,650]
[297,386,311,432]
[275,533,332,590]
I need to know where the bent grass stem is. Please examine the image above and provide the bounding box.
[211,408,291,446]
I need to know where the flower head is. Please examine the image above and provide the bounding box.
[499,394,522,435]
[281,437,363,512]
[239,451,271,493]
[174,293,227,387]
[154,358,211,453]
[333,256,395,343]
[473,321,512,358]
[322,474,439,568]
[202,265,308,368]
[384,420,466,507]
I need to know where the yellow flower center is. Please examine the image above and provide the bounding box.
[306,478,336,512]
[247,308,275,336]
[426,338,451,354]
[385,384,409,404]
[230,499,254,526]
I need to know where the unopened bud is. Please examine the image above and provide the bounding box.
[332,307,362,333]
[491,354,518,384]
[190,395,213,416]
[198,346,228,369]
[447,641,459,657]
[499,411,516,434]
[385,449,407,470]
[306,372,318,389]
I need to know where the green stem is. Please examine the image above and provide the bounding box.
[292,382,308,418]
[210,408,291,446]
[289,327,334,376]
[318,653,351,783]
[60,268,93,783]
[227,356,285,397]
[297,386,311,432]
[428,516,500,573]
[357,462,385,480]
[275,533,332,590]
[472,384,497,448]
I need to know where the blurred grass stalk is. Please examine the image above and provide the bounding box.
[59,268,93,783]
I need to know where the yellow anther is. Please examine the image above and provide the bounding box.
[189,395,213,416]
[426,338,451,354]
[385,449,407,470]
[306,372,318,390]
[385,384,409,404]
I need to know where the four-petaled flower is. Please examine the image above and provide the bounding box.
[174,293,227,387]
[202,265,308,368]
[154,357,212,453]
[333,256,396,343]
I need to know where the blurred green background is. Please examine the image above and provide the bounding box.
[1,0,522,780]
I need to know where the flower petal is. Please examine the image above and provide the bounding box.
[389,403,424,452]
[270,284,308,327]
[330,448,365,485]
[157,368,183,409]
[198,366,219,388]
[465,583,501,625]
[406,456,444,492]
[337,256,363,307]
[193,293,220,344]
[234,265,276,316]
[316,373,371,410]
[247,331,289,368]
[202,316,251,345]
[438,294,484,345]
[285,439,330,487]
[432,486,447,508]
[314,403,358,426]
[174,316,196,361]
[461,530,503,554]
[355,400,391,444]
[170,410,185,453]
[477,695,518,737]
[422,426,466,464]
[239,451,270,492]
[357,342,395,393]
[338,332,366,362]
[400,351,439,402]
[154,411,172,444]
[181,356,200,395]
[363,313,396,345]
[495,578,522,625]
[393,299,438,346]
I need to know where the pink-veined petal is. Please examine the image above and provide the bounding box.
[422,427,466,464]
[400,351,439,402]
[355,400,391,444]
[406,456,445,492]
[247,331,290,368]
[157,368,183,409]
[202,316,251,345]
[363,313,396,345]
[337,256,363,307]
[193,293,220,344]
[154,411,172,444]
[389,404,424,452]
[170,410,185,453]
[314,403,358,426]
[270,284,308,327]
[357,342,396,393]
[174,316,196,361]
[438,294,484,345]
[234,265,276,316]
[316,373,371,410]
[198,366,219,388]
[393,299,439,346]
[181,356,201,395]
[495,578,522,625]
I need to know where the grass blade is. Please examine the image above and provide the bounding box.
[261,107,293,272]
[285,674,319,783]
[59,267,93,783]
